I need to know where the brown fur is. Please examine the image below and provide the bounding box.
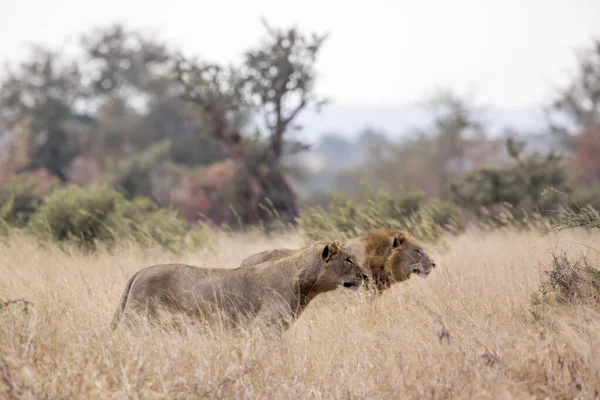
[110,241,367,332]
[361,229,436,291]
[239,229,436,293]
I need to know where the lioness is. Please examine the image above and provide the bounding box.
[240,229,436,293]
[110,241,367,332]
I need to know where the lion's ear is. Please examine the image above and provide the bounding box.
[393,235,406,248]
[321,241,341,262]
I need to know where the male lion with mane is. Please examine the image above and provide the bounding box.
[240,229,436,293]
[110,241,367,332]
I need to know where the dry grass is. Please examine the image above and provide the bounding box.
[2,227,600,399]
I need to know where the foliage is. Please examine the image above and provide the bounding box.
[0,47,85,180]
[26,184,201,252]
[168,160,236,224]
[78,24,228,166]
[554,206,600,231]
[570,185,600,213]
[532,187,600,311]
[0,180,44,229]
[297,185,465,243]
[546,38,600,151]
[27,184,126,250]
[174,20,329,226]
[241,18,329,165]
[542,188,600,232]
[570,124,600,185]
[80,24,174,98]
[448,140,571,221]
[532,250,600,308]
[0,20,329,228]
[325,91,491,200]
[107,140,186,204]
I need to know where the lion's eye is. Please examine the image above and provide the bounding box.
[415,249,422,255]
[345,258,352,264]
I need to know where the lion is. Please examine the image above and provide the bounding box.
[110,241,367,332]
[239,229,436,293]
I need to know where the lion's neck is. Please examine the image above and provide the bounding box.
[290,259,326,315]
[373,258,409,290]
[256,249,324,314]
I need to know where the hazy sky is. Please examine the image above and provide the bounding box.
[2,0,600,110]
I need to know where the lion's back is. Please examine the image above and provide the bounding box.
[239,248,297,268]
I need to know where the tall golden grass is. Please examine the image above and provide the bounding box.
[2,227,600,399]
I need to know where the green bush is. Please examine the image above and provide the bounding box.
[26,184,202,252]
[27,184,128,250]
[0,180,44,229]
[448,149,570,222]
[107,140,185,203]
[127,208,187,250]
[297,186,465,243]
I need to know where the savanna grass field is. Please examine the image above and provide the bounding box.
[3,225,600,399]
[3,10,600,400]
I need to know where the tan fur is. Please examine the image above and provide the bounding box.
[239,248,297,268]
[110,241,367,332]
[239,229,436,293]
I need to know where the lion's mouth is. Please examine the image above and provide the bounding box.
[343,282,361,291]
[411,268,430,278]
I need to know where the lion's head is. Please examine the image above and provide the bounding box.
[365,229,436,290]
[386,230,436,280]
[316,241,367,292]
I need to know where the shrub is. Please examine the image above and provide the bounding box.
[531,187,600,311]
[420,199,465,231]
[448,149,570,221]
[27,184,129,250]
[0,180,44,229]
[532,250,600,308]
[297,186,465,243]
[107,140,184,205]
[127,207,187,251]
[26,184,202,252]
[550,205,600,232]
[542,187,600,233]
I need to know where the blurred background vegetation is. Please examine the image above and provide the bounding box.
[1,20,599,250]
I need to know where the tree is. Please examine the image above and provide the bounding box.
[241,18,328,168]
[79,24,226,165]
[339,90,486,199]
[571,125,600,184]
[506,136,526,160]
[546,38,600,185]
[175,19,328,225]
[0,21,327,228]
[423,90,486,188]
[0,46,85,180]
[546,38,600,150]
[81,24,174,99]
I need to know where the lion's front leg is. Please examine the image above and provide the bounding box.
[249,296,295,334]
